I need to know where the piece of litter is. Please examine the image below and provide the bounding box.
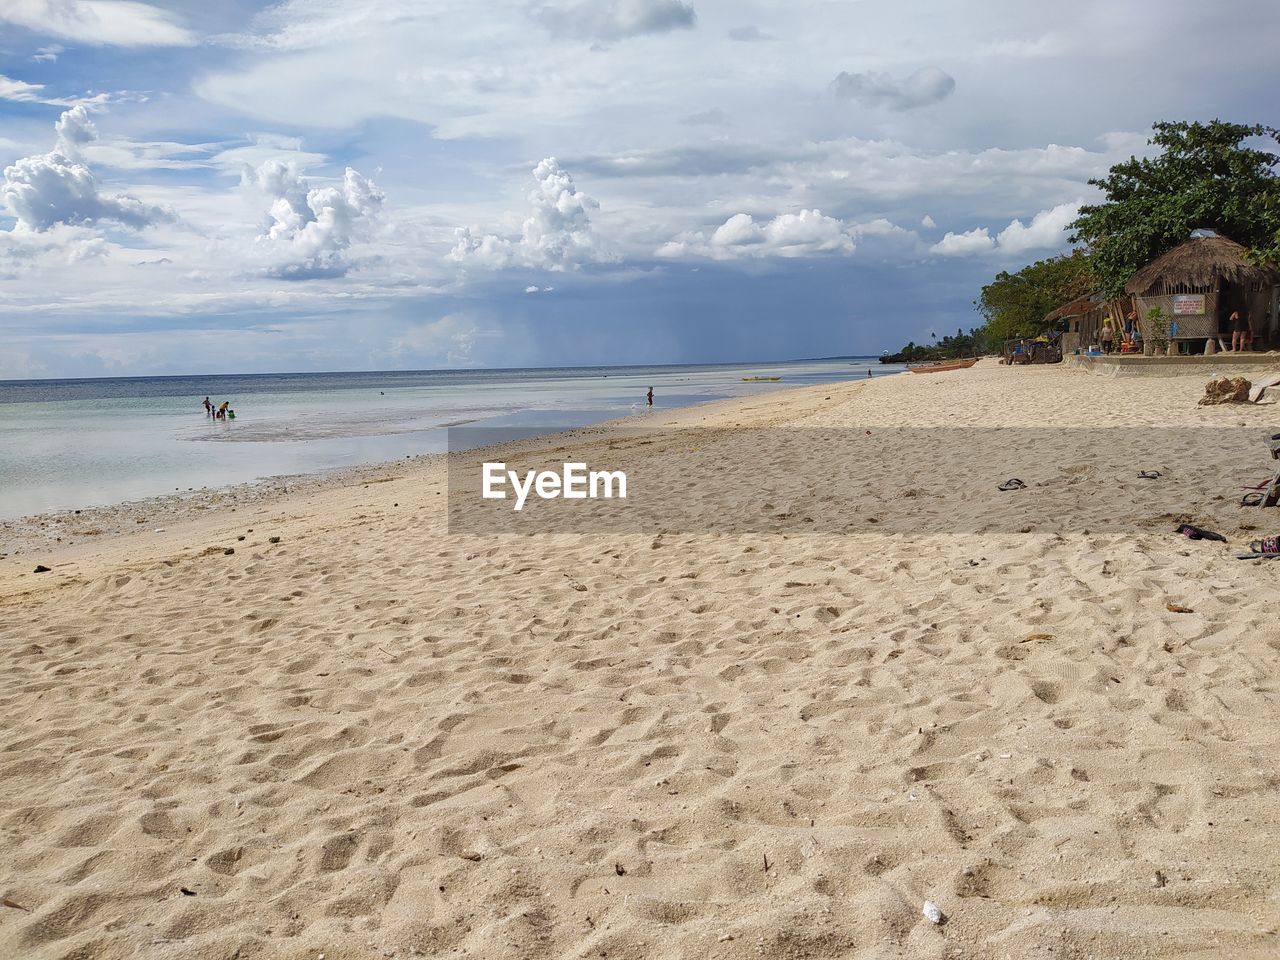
[922,900,945,925]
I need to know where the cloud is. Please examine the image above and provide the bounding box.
[658,209,855,260]
[929,227,993,256]
[0,74,107,108]
[242,159,385,279]
[0,223,116,271]
[1,107,172,232]
[681,108,728,127]
[532,0,696,42]
[451,157,613,271]
[32,44,64,62]
[0,1,195,47]
[921,214,936,229]
[55,104,98,155]
[994,201,1080,254]
[0,75,50,103]
[831,66,956,110]
[727,26,775,42]
[927,202,1081,257]
[389,314,492,367]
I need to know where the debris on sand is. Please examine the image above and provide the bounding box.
[1199,377,1250,406]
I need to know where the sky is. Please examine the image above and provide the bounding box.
[1,0,1277,378]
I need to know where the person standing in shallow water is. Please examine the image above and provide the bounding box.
[202,396,212,416]
[646,386,653,409]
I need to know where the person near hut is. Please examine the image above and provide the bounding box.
[1229,311,1249,352]
[1100,319,1115,354]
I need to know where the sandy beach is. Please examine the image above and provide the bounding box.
[3,361,1280,959]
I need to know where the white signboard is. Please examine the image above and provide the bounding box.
[1172,294,1206,315]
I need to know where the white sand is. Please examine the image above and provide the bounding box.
[2,361,1279,959]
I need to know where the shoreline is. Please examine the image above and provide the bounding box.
[0,373,872,596]
[0,361,897,545]
[4,359,1280,959]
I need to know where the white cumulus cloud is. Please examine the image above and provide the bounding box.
[831,66,955,111]
[658,209,855,260]
[994,201,1080,254]
[929,227,994,256]
[1,107,172,232]
[55,104,98,155]
[928,202,1081,257]
[451,157,612,271]
[242,160,386,279]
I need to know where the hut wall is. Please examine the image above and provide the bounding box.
[1134,292,1219,339]
[1244,286,1270,336]
[1060,331,1080,353]
[1084,303,1108,347]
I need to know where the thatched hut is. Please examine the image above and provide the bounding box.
[1125,234,1279,350]
[1045,293,1109,354]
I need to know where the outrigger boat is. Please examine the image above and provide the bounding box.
[907,358,978,374]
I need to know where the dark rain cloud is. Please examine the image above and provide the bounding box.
[831,66,956,111]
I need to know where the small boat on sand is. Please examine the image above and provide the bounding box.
[908,358,978,374]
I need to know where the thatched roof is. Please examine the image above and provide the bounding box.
[1044,294,1099,323]
[1125,235,1279,294]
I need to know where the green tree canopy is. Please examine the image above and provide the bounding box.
[975,249,1095,342]
[1069,120,1280,296]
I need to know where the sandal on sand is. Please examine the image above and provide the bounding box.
[1175,523,1226,542]
[1137,470,1163,479]
[1249,536,1279,555]
[998,478,1026,491]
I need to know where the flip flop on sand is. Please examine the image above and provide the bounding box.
[1249,536,1279,554]
[998,478,1026,491]
[1137,470,1163,479]
[1175,523,1226,542]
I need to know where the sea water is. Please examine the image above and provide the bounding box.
[0,359,900,519]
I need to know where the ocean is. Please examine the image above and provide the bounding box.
[0,359,900,519]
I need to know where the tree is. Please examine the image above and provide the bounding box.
[1069,120,1280,296]
[975,250,1094,342]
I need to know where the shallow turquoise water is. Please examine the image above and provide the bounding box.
[0,359,899,518]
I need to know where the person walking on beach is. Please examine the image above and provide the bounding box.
[646,386,654,410]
